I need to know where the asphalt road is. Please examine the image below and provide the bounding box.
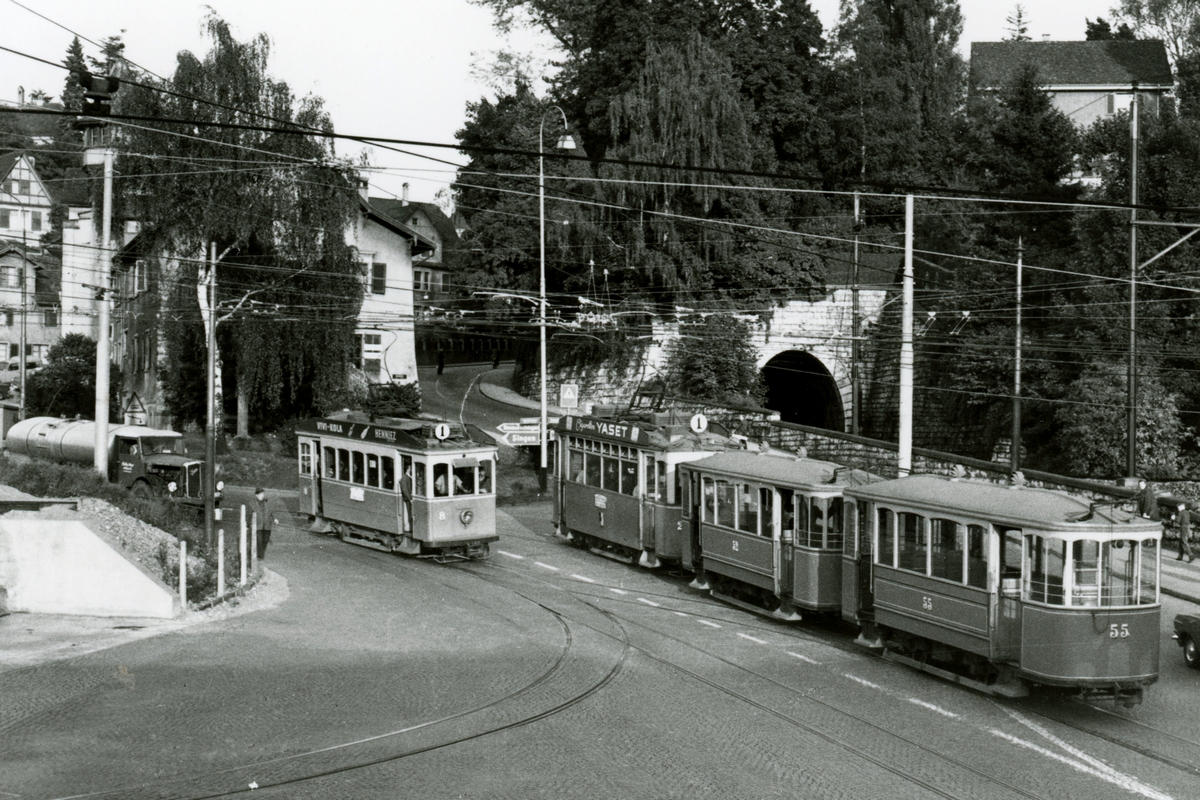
[4,498,1200,800]
[418,362,528,445]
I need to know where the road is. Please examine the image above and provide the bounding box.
[418,362,528,445]
[4,499,1200,800]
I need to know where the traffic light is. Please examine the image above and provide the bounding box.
[78,71,120,117]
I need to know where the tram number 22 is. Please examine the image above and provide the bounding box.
[1109,623,1131,638]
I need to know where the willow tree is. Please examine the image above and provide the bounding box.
[116,14,362,431]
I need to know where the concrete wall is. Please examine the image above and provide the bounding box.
[0,519,180,618]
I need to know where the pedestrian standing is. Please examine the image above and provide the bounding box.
[1136,479,1161,521]
[1176,502,1195,563]
[255,488,272,560]
[437,350,445,375]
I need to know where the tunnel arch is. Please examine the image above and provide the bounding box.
[761,350,845,431]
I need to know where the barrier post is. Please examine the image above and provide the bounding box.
[217,529,225,597]
[251,511,258,573]
[179,540,187,609]
[239,504,247,585]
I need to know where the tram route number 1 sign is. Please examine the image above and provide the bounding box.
[559,383,579,409]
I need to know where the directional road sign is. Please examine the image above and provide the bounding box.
[502,431,542,446]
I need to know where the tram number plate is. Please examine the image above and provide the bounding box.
[1109,623,1130,638]
[732,540,739,552]
[921,596,933,611]
[594,494,607,509]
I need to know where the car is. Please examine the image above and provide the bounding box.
[1174,613,1200,669]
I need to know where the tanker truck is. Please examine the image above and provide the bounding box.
[4,417,207,506]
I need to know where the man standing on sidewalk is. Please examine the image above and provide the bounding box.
[256,488,272,560]
[1176,502,1195,563]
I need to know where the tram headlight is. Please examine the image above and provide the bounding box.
[460,509,474,526]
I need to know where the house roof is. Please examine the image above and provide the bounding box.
[360,197,437,256]
[0,102,64,144]
[970,40,1174,90]
[0,150,19,181]
[367,198,461,268]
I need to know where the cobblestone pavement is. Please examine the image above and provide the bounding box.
[3,496,1200,800]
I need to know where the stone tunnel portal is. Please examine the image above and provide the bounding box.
[761,350,845,431]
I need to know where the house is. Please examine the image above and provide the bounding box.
[970,39,1174,130]
[0,151,53,245]
[366,183,461,308]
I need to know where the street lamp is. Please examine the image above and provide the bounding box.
[539,107,576,490]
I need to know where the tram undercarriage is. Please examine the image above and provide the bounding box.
[311,517,493,561]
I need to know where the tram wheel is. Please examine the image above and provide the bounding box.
[1184,635,1199,670]
[909,638,931,665]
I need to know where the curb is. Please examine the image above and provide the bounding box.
[192,566,266,612]
[1162,586,1200,607]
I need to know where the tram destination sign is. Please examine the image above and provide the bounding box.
[563,415,644,445]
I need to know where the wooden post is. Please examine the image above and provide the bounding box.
[239,504,247,585]
[251,511,258,573]
[217,529,225,597]
[179,540,187,609]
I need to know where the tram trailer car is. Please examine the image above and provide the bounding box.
[680,450,877,621]
[843,475,1162,705]
[4,416,206,506]
[553,412,748,568]
[297,413,498,560]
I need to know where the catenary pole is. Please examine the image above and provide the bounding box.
[1127,84,1140,479]
[204,241,216,551]
[93,145,113,473]
[899,194,914,476]
[1012,238,1023,474]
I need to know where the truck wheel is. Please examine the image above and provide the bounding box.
[131,480,153,499]
[1185,635,1199,670]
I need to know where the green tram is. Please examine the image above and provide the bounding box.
[552,412,745,568]
[297,412,499,560]
[843,475,1162,704]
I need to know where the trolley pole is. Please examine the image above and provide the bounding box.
[898,195,914,476]
[1127,84,1140,479]
[1012,238,1023,474]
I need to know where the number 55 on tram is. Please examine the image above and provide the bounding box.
[297,413,499,560]
[842,476,1161,704]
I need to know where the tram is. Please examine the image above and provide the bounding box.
[843,475,1161,704]
[679,450,876,620]
[296,411,499,560]
[552,411,747,568]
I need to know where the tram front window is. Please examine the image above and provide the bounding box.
[779,489,795,542]
[1103,540,1135,606]
[1027,535,1065,605]
[433,463,449,496]
[479,460,493,493]
[827,498,844,550]
[453,463,475,495]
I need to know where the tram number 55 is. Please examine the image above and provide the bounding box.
[921,596,933,611]
[1109,623,1130,639]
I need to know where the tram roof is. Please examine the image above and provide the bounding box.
[845,475,1160,534]
[682,450,874,490]
[296,413,496,450]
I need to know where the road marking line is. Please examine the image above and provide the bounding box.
[609,588,629,595]
[570,574,595,583]
[674,611,689,617]
[534,562,559,571]
[907,698,958,718]
[844,674,881,690]
[638,598,661,607]
[497,550,524,560]
[698,620,722,628]
[737,633,768,645]
[989,729,1171,800]
[787,652,818,664]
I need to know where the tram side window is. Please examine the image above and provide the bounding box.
[413,461,426,497]
[809,499,825,548]
[569,448,585,483]
[680,469,692,513]
[737,484,759,534]
[1102,540,1136,606]
[367,454,380,487]
[1027,535,1065,605]
[1139,539,1158,604]
[352,451,365,485]
[453,463,476,495]
[586,442,602,487]
[701,476,715,522]
[760,487,774,538]
[876,508,896,568]
[716,480,736,529]
[479,460,493,493]
[897,513,927,573]
[433,463,450,496]
[796,496,812,547]
[382,456,395,491]
[1072,540,1101,606]
[658,460,668,503]
[930,519,964,583]
[967,525,987,589]
[779,489,796,542]
[300,442,312,475]
[602,444,619,491]
[859,502,873,561]
[643,453,655,499]
[619,447,637,496]
[337,449,350,482]
[826,498,844,551]
[324,447,336,479]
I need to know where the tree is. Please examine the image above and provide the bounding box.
[1113,0,1200,64]
[1005,5,1031,41]
[664,314,765,405]
[25,334,121,420]
[1085,17,1137,40]
[115,13,363,430]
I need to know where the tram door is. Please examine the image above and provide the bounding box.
[641,453,656,550]
[994,527,1023,662]
[298,436,321,516]
[856,500,873,608]
[776,488,793,598]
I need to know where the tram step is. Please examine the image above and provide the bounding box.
[881,651,1029,698]
[711,591,803,623]
[340,536,396,554]
[590,547,635,565]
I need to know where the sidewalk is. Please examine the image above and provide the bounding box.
[1161,554,1200,605]
[477,368,569,416]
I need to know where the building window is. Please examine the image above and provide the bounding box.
[0,209,8,228]
[3,311,11,326]
[371,262,386,295]
[18,180,29,195]
[44,308,58,327]
[415,269,430,293]
[357,333,383,377]
[1,267,18,288]
[30,212,41,232]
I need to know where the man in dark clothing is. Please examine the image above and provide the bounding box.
[1136,479,1160,521]
[255,488,272,560]
[1176,502,1195,562]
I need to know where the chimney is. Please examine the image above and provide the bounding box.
[17,86,24,106]
[402,183,410,206]
[1041,34,1050,42]
[357,177,369,203]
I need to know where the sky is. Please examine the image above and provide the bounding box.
[0,0,1130,206]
